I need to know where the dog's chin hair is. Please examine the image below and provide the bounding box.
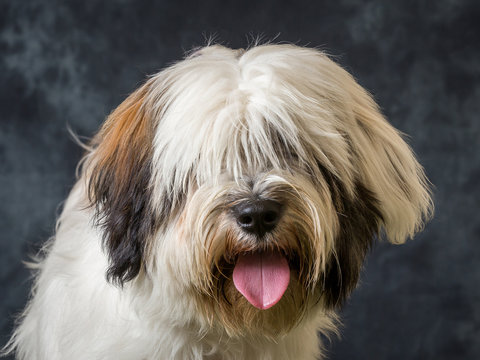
[198,268,321,339]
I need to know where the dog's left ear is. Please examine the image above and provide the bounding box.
[86,80,158,285]
[349,83,434,244]
[322,74,433,308]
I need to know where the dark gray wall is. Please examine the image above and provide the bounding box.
[1,0,479,359]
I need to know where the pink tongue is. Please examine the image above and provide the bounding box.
[233,251,290,310]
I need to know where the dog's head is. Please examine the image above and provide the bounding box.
[85,44,432,336]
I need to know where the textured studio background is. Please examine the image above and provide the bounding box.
[1,0,479,359]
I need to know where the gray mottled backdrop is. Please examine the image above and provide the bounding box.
[1,0,479,359]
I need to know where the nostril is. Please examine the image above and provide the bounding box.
[263,211,278,225]
[238,214,254,226]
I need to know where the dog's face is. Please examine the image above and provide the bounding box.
[85,45,432,337]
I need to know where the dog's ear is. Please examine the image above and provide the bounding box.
[320,69,433,307]
[348,84,433,244]
[86,80,158,286]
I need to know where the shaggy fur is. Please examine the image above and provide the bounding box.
[4,44,432,360]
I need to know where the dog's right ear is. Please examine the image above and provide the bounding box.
[85,80,160,286]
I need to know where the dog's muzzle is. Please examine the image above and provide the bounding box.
[230,199,290,310]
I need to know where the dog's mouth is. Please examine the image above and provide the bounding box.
[232,250,290,310]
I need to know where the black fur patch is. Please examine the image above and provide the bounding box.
[318,163,384,308]
[90,151,157,286]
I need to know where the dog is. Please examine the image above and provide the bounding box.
[5,44,433,360]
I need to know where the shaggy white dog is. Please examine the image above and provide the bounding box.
[5,44,432,360]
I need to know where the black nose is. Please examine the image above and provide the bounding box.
[233,200,282,237]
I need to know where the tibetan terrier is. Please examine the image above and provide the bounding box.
[6,44,433,360]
